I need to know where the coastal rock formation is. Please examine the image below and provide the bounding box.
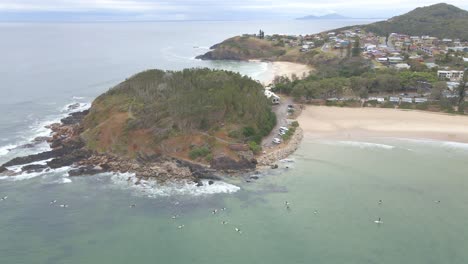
[210,156,256,171]
[0,69,301,184]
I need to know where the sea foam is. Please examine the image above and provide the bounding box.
[110,172,240,197]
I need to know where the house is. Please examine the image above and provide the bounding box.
[388,57,404,64]
[368,97,385,102]
[437,70,465,82]
[418,46,436,56]
[425,62,439,69]
[401,97,413,103]
[264,90,280,104]
[415,98,428,103]
[376,57,388,63]
[394,63,411,70]
[389,97,400,103]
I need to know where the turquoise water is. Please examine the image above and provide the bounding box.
[1,137,467,263]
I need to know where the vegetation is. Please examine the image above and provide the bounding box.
[359,3,468,41]
[82,68,276,158]
[196,35,323,65]
[189,146,211,160]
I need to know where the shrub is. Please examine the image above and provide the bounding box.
[242,126,256,138]
[415,103,429,110]
[248,141,262,154]
[381,101,395,108]
[291,121,299,128]
[189,146,211,160]
[399,102,413,109]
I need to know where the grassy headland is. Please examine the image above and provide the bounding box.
[82,68,276,163]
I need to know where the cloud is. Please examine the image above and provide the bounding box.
[0,0,467,20]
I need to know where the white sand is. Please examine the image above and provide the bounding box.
[250,60,312,86]
[298,106,468,143]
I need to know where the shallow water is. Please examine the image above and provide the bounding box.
[1,138,468,263]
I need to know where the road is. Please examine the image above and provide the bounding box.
[262,96,293,149]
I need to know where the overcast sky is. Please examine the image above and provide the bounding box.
[0,0,467,21]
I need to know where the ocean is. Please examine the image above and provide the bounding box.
[1,20,468,264]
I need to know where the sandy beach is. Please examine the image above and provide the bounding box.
[298,106,468,143]
[250,60,312,86]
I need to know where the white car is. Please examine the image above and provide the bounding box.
[272,138,282,144]
[279,131,287,136]
[279,126,289,132]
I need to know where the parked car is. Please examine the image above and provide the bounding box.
[272,138,282,144]
[279,126,289,132]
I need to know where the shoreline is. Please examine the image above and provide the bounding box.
[298,106,468,143]
[249,60,313,86]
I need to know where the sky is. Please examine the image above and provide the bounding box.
[0,0,467,21]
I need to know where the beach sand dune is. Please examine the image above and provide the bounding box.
[298,106,468,143]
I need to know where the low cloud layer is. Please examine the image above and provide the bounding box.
[1,0,467,21]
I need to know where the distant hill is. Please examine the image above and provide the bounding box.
[297,13,350,20]
[360,3,468,41]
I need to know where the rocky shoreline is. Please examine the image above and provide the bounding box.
[0,107,257,186]
[0,105,302,185]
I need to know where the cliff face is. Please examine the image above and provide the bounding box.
[81,68,276,165]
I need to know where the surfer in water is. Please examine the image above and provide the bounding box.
[374,217,383,224]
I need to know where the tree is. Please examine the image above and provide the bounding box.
[258,30,265,39]
[457,69,467,113]
[430,81,447,100]
[351,37,361,57]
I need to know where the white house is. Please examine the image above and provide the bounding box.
[394,63,411,70]
[437,70,464,82]
[401,97,413,103]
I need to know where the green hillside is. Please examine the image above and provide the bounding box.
[362,3,468,40]
[81,68,276,160]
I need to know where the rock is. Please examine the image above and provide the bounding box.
[33,136,52,143]
[60,110,89,125]
[196,181,204,187]
[0,166,7,173]
[210,156,256,171]
[271,164,278,169]
[68,165,105,177]
[249,176,259,180]
[208,180,214,185]
[47,148,91,169]
[21,164,48,173]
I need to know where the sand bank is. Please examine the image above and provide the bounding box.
[298,106,468,143]
[250,60,312,86]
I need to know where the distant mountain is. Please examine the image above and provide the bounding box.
[297,13,350,20]
[360,3,468,40]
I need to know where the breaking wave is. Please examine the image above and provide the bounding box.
[319,140,396,150]
[110,172,240,197]
[0,166,71,182]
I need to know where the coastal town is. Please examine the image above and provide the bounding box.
[244,27,467,111]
